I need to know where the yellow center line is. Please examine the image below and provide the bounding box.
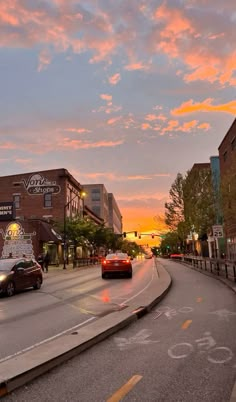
[196,297,203,303]
[106,375,143,402]
[181,319,192,330]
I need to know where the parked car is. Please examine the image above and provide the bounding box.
[0,258,43,297]
[101,253,133,279]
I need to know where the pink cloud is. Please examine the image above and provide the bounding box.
[100,94,112,101]
[62,138,123,149]
[64,128,91,134]
[108,73,121,85]
[106,116,122,125]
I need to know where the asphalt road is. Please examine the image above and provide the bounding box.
[4,258,236,402]
[0,257,156,361]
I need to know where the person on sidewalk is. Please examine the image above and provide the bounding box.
[44,251,50,273]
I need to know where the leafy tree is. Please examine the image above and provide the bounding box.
[183,167,215,238]
[165,173,185,231]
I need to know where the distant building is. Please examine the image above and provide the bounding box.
[82,184,122,233]
[218,118,236,259]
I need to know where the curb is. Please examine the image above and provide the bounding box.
[0,262,171,398]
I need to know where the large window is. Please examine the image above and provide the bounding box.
[44,193,52,208]
[13,194,21,209]
[91,188,100,201]
[92,206,101,217]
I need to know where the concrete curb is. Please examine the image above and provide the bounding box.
[0,261,171,398]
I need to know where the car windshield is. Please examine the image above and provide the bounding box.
[0,259,15,271]
[106,253,129,260]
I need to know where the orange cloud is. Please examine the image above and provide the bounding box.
[100,94,112,101]
[141,123,152,130]
[62,138,123,149]
[172,99,236,115]
[108,73,121,85]
[145,114,160,121]
[64,128,91,133]
[124,62,149,71]
[106,116,122,125]
[197,123,210,130]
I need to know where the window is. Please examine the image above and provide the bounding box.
[92,206,101,217]
[91,188,100,201]
[13,194,21,209]
[223,151,227,161]
[44,193,52,208]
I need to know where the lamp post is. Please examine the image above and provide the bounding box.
[63,192,84,270]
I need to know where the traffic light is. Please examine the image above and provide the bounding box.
[134,231,137,237]
[152,233,154,238]
[139,235,141,239]
[123,232,126,238]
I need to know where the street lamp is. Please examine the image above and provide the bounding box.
[80,191,86,218]
[63,191,84,270]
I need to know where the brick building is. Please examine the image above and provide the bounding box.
[0,168,87,263]
[218,118,236,259]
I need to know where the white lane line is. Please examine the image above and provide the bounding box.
[121,263,155,305]
[0,316,96,364]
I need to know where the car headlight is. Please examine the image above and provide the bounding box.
[0,275,7,282]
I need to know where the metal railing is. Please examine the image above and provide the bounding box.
[72,257,102,268]
[179,255,236,283]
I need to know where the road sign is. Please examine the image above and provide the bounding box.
[212,225,223,238]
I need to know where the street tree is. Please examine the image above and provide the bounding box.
[165,173,185,232]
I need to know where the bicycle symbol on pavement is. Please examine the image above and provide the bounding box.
[168,331,235,365]
[153,305,194,320]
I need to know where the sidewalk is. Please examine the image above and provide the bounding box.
[42,262,99,275]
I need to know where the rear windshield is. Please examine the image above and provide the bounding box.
[106,253,128,260]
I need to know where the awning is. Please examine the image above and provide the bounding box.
[39,221,62,243]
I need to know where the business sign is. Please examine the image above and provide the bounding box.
[212,225,223,238]
[0,202,15,221]
[0,222,36,258]
[22,173,61,195]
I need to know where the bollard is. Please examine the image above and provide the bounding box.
[225,263,228,279]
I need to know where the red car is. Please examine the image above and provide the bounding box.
[101,253,133,279]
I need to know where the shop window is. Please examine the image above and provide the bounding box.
[44,193,52,208]
[13,194,21,209]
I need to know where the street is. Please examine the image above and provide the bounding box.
[3,258,236,401]
[0,258,156,361]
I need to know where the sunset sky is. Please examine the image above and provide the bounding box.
[0,0,235,245]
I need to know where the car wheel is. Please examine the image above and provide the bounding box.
[6,281,15,297]
[33,277,42,290]
[102,273,106,279]
[127,271,132,278]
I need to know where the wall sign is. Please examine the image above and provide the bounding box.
[22,173,61,195]
[0,222,36,258]
[0,202,15,221]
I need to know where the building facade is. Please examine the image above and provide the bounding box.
[82,184,122,233]
[0,168,92,263]
[218,118,236,259]
[108,193,123,234]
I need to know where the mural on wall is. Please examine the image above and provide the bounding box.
[22,173,61,195]
[0,222,36,258]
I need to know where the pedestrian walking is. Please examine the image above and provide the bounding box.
[37,253,45,272]
[44,251,50,273]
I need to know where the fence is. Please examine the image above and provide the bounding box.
[178,256,236,283]
[72,256,102,268]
